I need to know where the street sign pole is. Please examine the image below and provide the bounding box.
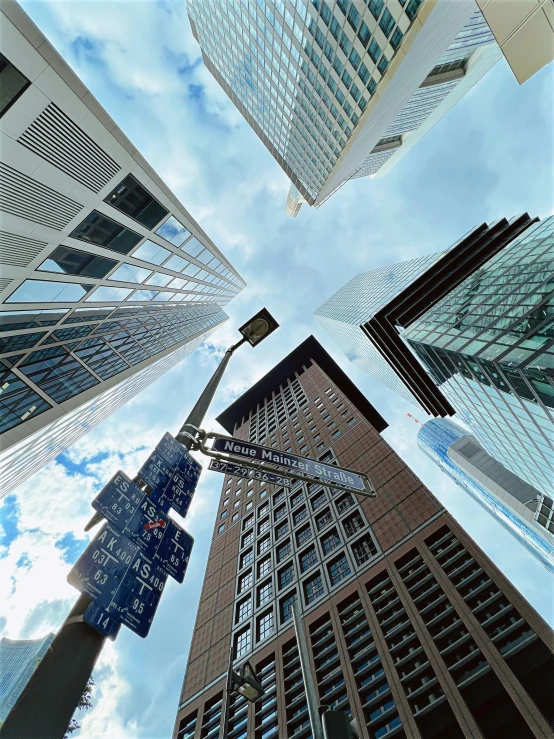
[0,337,255,739]
[292,597,324,739]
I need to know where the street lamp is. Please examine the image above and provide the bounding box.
[1,309,279,739]
[222,653,265,738]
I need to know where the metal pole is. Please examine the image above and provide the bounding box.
[292,597,324,739]
[221,643,234,739]
[0,340,247,739]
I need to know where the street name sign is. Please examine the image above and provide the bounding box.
[68,524,168,638]
[208,459,292,488]
[91,470,193,583]
[138,433,202,518]
[212,436,366,492]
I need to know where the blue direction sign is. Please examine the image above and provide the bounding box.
[138,433,201,518]
[91,471,194,583]
[68,524,168,638]
[84,602,121,641]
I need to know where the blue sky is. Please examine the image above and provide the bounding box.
[1,2,553,737]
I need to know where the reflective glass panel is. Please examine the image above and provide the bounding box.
[108,263,152,284]
[145,272,172,287]
[155,292,173,301]
[164,255,188,273]
[6,280,92,303]
[169,277,187,289]
[129,290,159,301]
[132,240,171,265]
[183,264,200,277]
[70,211,141,255]
[155,216,190,246]
[0,368,51,433]
[181,236,203,256]
[104,174,168,228]
[38,246,117,279]
[85,286,132,302]
[0,53,30,117]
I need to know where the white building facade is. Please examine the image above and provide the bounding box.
[0,3,245,496]
[187,0,501,215]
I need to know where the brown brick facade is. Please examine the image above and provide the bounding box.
[174,340,553,739]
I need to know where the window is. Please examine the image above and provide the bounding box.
[352,535,378,565]
[258,556,272,578]
[243,515,254,530]
[218,524,225,533]
[276,520,289,540]
[240,549,253,569]
[260,490,268,499]
[280,592,296,623]
[104,174,168,228]
[234,500,240,508]
[258,535,271,555]
[257,580,273,607]
[7,280,92,304]
[293,507,308,526]
[274,505,287,521]
[328,554,352,585]
[232,512,239,522]
[317,443,325,451]
[236,596,252,623]
[316,509,333,531]
[304,573,324,604]
[347,417,355,426]
[219,509,227,520]
[246,501,253,511]
[311,491,327,511]
[279,564,294,590]
[38,246,117,279]
[379,7,395,37]
[321,529,341,555]
[0,53,30,117]
[155,215,190,246]
[313,434,320,442]
[328,421,335,429]
[299,547,318,573]
[238,570,253,593]
[277,539,292,563]
[70,211,142,254]
[258,503,269,517]
[258,517,270,535]
[300,444,308,453]
[336,494,355,515]
[234,627,251,658]
[290,492,304,508]
[242,531,254,548]
[257,611,274,641]
[296,524,312,547]
[274,489,286,506]
[343,512,365,538]
[332,430,340,438]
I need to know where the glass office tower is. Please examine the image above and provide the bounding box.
[418,418,554,574]
[0,3,245,495]
[0,634,54,725]
[315,214,554,496]
[187,0,500,215]
[173,337,554,739]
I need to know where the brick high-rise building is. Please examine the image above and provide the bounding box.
[173,337,553,739]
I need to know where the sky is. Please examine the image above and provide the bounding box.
[1,2,553,737]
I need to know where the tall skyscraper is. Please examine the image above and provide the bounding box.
[0,3,245,496]
[314,213,554,495]
[173,337,553,739]
[418,417,554,575]
[475,0,554,84]
[187,0,502,216]
[0,633,54,725]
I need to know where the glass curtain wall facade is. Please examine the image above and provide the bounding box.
[173,337,554,739]
[405,217,554,495]
[418,418,554,574]
[0,4,245,494]
[0,634,54,725]
[314,250,445,409]
[187,0,499,214]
